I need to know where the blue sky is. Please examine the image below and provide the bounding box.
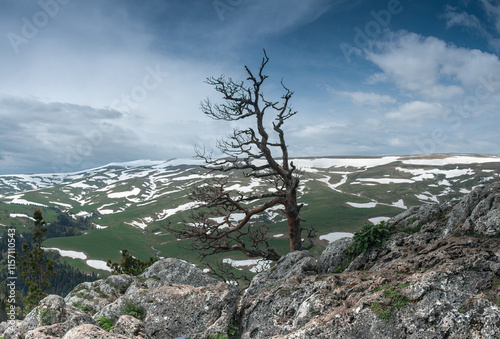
[0,0,499,174]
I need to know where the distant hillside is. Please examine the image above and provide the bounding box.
[1,154,499,274]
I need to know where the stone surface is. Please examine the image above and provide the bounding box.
[94,282,239,339]
[236,183,500,338]
[139,257,219,288]
[61,324,128,339]
[246,250,317,295]
[64,276,135,317]
[21,295,96,339]
[111,315,147,339]
[317,237,353,274]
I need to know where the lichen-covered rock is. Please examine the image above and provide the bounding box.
[64,275,137,316]
[95,282,239,339]
[111,315,148,339]
[236,183,500,339]
[21,295,96,339]
[446,182,500,236]
[139,257,219,288]
[2,323,23,339]
[61,324,128,339]
[246,251,317,295]
[317,237,353,274]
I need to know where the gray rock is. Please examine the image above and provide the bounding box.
[112,315,148,339]
[65,276,137,316]
[20,295,96,339]
[446,182,500,236]
[246,251,317,295]
[0,321,22,339]
[317,237,353,274]
[61,324,128,339]
[3,323,23,339]
[105,274,135,294]
[459,193,500,236]
[139,258,219,288]
[95,282,239,339]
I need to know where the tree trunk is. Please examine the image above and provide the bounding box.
[285,187,302,252]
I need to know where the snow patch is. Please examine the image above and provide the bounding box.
[86,260,112,271]
[346,201,378,208]
[108,187,141,199]
[156,202,199,220]
[319,232,354,243]
[222,258,272,273]
[356,178,414,184]
[369,217,391,224]
[10,213,35,220]
[44,247,87,260]
[391,199,407,209]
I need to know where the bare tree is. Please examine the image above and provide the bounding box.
[168,51,314,261]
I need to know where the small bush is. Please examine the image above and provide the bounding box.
[40,308,58,326]
[107,249,156,276]
[371,302,391,321]
[348,222,390,258]
[209,334,229,339]
[96,316,115,331]
[393,295,409,308]
[73,301,93,314]
[121,300,145,321]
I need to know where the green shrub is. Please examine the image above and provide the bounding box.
[120,300,146,321]
[96,316,115,331]
[371,302,391,321]
[348,222,390,258]
[209,334,229,339]
[107,249,156,276]
[73,301,93,314]
[40,308,58,326]
[393,295,409,308]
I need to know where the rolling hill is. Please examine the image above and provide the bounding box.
[1,154,499,274]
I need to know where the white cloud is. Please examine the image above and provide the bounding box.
[385,101,444,123]
[442,6,485,32]
[366,31,500,100]
[481,0,500,32]
[335,90,396,106]
[441,2,500,52]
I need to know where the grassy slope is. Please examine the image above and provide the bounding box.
[3,158,500,273]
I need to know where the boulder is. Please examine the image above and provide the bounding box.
[246,251,317,295]
[111,315,147,339]
[94,282,239,339]
[61,324,128,339]
[21,295,96,339]
[65,275,136,316]
[317,237,353,274]
[139,257,219,288]
[446,182,500,236]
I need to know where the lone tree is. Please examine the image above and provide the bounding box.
[20,208,54,309]
[168,51,314,261]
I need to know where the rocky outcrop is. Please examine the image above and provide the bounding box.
[2,183,499,338]
[236,183,500,338]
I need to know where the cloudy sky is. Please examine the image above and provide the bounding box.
[0,0,499,174]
